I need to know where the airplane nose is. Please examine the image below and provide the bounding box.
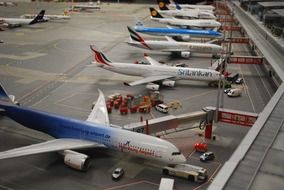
[177,154,187,163]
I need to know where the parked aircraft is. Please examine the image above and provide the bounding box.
[0,84,186,171]
[71,1,100,11]
[150,8,221,30]
[127,26,223,58]
[157,1,216,19]
[0,1,17,6]
[0,10,45,27]
[134,22,222,40]
[21,11,70,21]
[90,46,223,90]
[168,0,215,11]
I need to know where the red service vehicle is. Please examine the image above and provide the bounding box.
[194,142,208,153]
[120,107,128,115]
[114,100,121,109]
[130,106,138,113]
[107,105,112,113]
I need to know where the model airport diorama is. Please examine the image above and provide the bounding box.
[0,0,282,189]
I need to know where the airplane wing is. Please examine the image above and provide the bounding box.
[86,89,110,126]
[0,138,105,160]
[144,54,165,66]
[124,75,174,86]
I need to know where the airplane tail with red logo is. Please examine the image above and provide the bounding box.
[90,46,113,67]
[127,26,151,50]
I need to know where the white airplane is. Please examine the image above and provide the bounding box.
[168,0,215,11]
[0,84,186,171]
[90,46,223,90]
[0,1,17,6]
[150,8,221,30]
[71,1,100,11]
[0,10,45,28]
[21,11,70,21]
[127,26,223,58]
[156,2,216,19]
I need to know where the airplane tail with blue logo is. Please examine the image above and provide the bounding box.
[29,10,45,25]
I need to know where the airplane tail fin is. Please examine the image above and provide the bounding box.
[170,0,182,10]
[149,7,164,19]
[157,0,169,10]
[209,56,226,72]
[90,46,113,67]
[127,26,151,49]
[29,10,45,25]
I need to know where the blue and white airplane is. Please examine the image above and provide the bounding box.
[134,22,222,40]
[0,84,186,171]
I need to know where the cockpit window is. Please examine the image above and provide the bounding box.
[172,151,181,156]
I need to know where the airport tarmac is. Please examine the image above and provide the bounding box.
[0,2,276,190]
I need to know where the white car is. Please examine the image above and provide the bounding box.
[155,104,169,113]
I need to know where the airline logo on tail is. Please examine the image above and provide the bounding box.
[157,0,169,10]
[29,10,45,25]
[127,26,151,50]
[90,46,112,67]
[149,8,164,18]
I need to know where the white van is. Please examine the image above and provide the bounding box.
[155,104,169,113]
[227,88,242,97]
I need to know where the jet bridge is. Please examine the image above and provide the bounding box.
[123,110,210,136]
[123,106,258,139]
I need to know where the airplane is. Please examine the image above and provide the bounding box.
[21,11,70,21]
[156,0,216,19]
[127,26,223,58]
[150,8,221,30]
[134,22,222,40]
[0,10,46,28]
[168,0,215,11]
[71,1,100,11]
[0,84,186,171]
[0,1,17,6]
[90,46,223,90]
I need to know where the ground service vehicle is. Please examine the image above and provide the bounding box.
[112,168,124,180]
[227,88,242,97]
[155,104,169,113]
[162,164,208,182]
[159,178,174,190]
[200,152,215,162]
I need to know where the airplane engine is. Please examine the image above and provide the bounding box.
[146,83,160,91]
[64,151,91,171]
[162,80,175,87]
[181,36,191,41]
[173,36,191,42]
[180,51,191,58]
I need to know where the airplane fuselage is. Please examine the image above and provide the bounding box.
[100,62,221,82]
[1,103,186,164]
[1,18,33,25]
[134,26,221,38]
[128,39,223,54]
[151,17,221,29]
[158,9,216,19]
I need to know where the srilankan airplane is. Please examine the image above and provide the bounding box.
[90,46,223,90]
[0,84,186,171]
[0,10,45,28]
[134,22,222,40]
[156,1,216,19]
[127,26,223,58]
[150,8,221,30]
